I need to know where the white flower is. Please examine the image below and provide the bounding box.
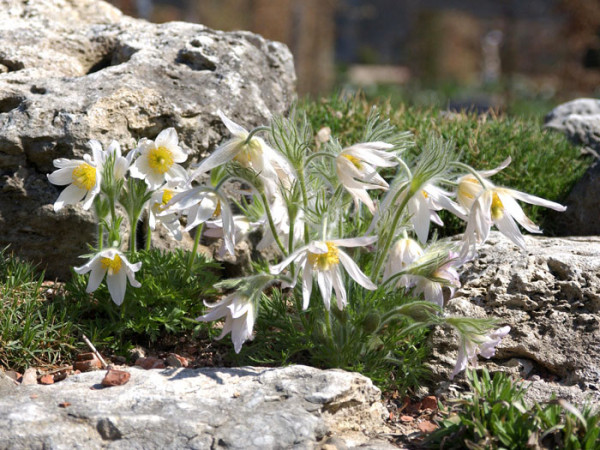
[197,293,256,353]
[383,236,424,288]
[148,182,184,241]
[404,184,467,244]
[47,141,104,211]
[190,111,294,186]
[164,188,236,255]
[451,325,511,379]
[129,128,188,190]
[204,215,260,258]
[411,251,461,307]
[270,236,377,310]
[456,158,511,211]
[461,186,567,256]
[335,141,397,213]
[74,248,141,306]
[94,140,135,181]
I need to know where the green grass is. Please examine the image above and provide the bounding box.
[302,93,590,236]
[425,369,600,449]
[0,248,220,372]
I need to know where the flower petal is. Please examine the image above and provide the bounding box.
[338,250,377,290]
[54,184,86,211]
[302,262,313,310]
[107,268,127,306]
[317,270,333,310]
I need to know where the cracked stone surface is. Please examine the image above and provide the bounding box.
[0,0,296,279]
[429,232,600,406]
[0,365,394,450]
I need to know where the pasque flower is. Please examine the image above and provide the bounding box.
[383,236,424,288]
[163,187,236,255]
[197,292,256,354]
[148,182,184,241]
[129,128,188,189]
[461,186,567,256]
[335,141,397,213]
[451,325,511,379]
[270,236,377,310]
[411,251,461,307]
[190,111,294,187]
[74,248,141,305]
[47,141,104,211]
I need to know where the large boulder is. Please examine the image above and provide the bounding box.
[545,98,600,153]
[0,365,393,449]
[429,232,600,406]
[0,0,296,279]
[544,98,600,235]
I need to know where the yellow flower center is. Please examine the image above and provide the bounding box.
[491,192,504,220]
[71,163,96,190]
[101,254,122,275]
[307,242,339,271]
[342,153,363,170]
[233,138,262,167]
[422,190,429,199]
[153,189,174,213]
[212,199,222,218]
[148,146,174,174]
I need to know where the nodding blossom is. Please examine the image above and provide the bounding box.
[270,236,377,311]
[197,293,256,354]
[461,186,566,256]
[74,248,141,306]
[451,325,511,379]
[335,141,397,213]
[148,182,184,241]
[47,141,104,211]
[383,236,424,288]
[129,128,188,190]
[190,111,294,187]
[163,188,236,255]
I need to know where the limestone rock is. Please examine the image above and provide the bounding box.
[0,0,296,279]
[545,98,600,153]
[0,365,394,449]
[544,98,600,235]
[429,232,600,405]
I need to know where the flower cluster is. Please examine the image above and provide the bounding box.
[48,108,566,378]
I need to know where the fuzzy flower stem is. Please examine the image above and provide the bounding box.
[186,222,204,280]
[371,185,413,279]
[298,169,310,245]
[130,218,138,253]
[396,157,413,179]
[243,126,271,145]
[305,151,336,166]
[144,214,152,251]
[98,223,104,251]
[260,191,287,255]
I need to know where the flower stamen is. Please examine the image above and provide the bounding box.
[101,254,122,275]
[148,146,174,174]
[71,163,96,190]
[491,192,504,220]
[343,154,363,170]
[307,242,339,271]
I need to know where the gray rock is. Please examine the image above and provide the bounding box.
[0,365,394,450]
[429,232,600,406]
[544,98,600,235]
[546,159,600,236]
[0,0,296,279]
[545,98,600,153]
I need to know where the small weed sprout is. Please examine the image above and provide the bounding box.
[46,102,567,382]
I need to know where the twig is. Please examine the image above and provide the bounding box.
[82,334,108,369]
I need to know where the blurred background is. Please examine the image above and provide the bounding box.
[108,0,600,116]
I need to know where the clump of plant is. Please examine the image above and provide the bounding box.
[425,369,600,449]
[0,248,79,371]
[45,98,567,387]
